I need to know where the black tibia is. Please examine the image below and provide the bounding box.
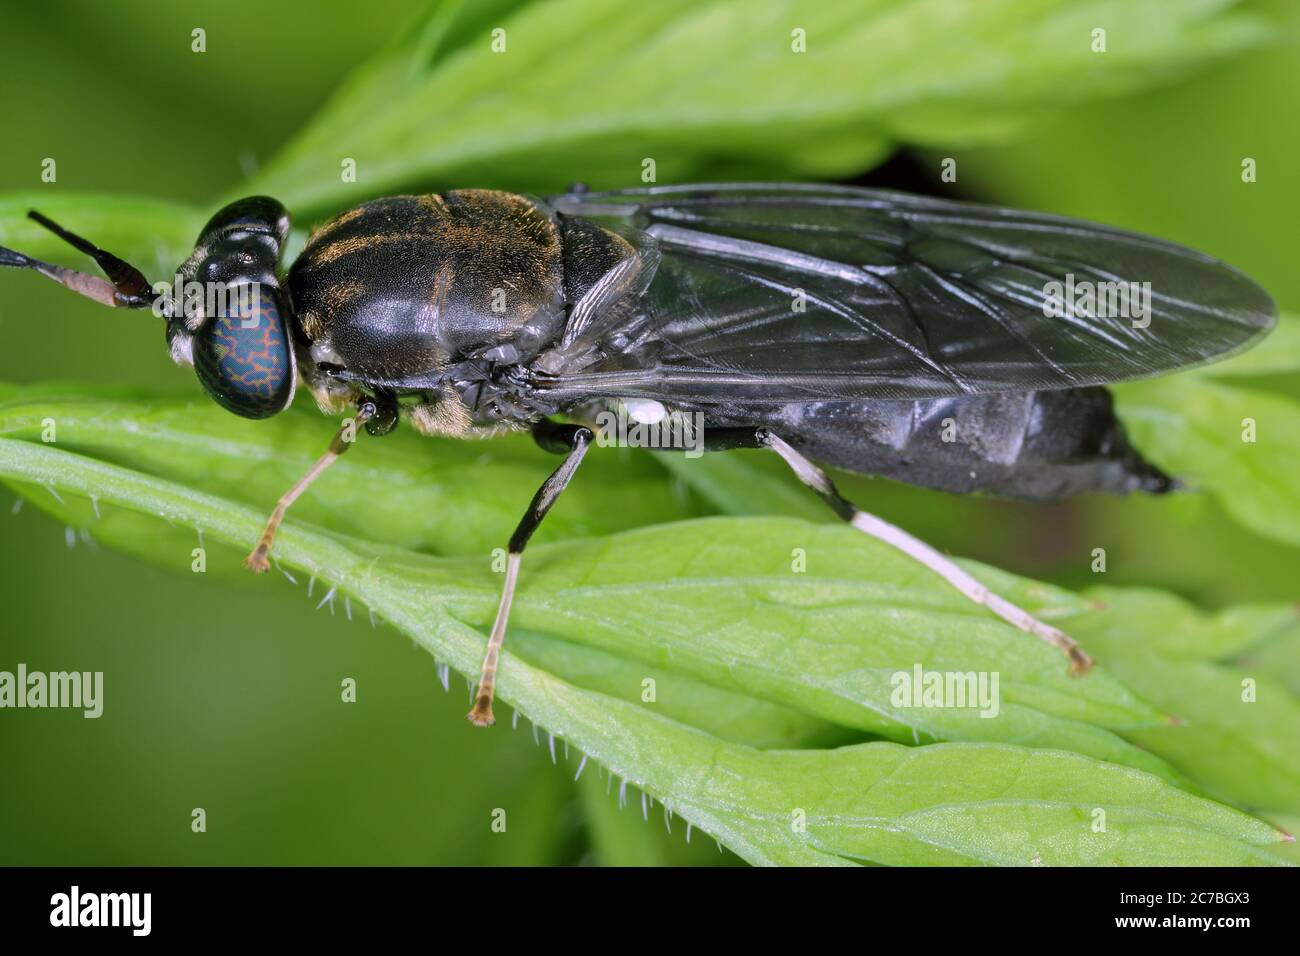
[531,417,589,454]
[703,386,1173,501]
[511,422,593,552]
[468,421,593,727]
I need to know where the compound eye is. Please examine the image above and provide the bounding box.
[192,284,294,419]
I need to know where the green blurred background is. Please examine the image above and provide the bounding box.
[0,0,1296,865]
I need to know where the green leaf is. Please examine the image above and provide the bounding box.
[654,447,828,522]
[0,385,1184,780]
[1115,373,1300,549]
[1238,626,1300,700]
[763,742,1284,866]
[1263,814,1300,864]
[1111,314,1300,550]
[0,385,705,558]
[578,771,673,866]
[1070,601,1300,815]
[489,519,1171,737]
[237,0,1271,216]
[512,630,854,749]
[1199,312,1300,380]
[0,416,1292,864]
[1080,586,1300,662]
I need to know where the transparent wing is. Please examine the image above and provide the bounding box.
[539,184,1276,402]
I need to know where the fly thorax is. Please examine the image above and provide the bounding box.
[427,190,568,359]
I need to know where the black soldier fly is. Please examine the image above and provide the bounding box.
[0,183,1276,726]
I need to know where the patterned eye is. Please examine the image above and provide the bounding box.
[192,283,294,419]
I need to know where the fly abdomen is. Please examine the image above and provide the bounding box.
[732,387,1174,501]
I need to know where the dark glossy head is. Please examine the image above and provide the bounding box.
[0,196,299,419]
[170,197,297,418]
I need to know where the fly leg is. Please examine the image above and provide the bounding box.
[244,400,377,573]
[468,420,593,727]
[755,428,1093,675]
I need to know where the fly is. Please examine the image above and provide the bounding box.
[0,183,1277,726]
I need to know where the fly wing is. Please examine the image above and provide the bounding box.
[540,184,1276,403]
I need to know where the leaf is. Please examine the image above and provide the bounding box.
[236,0,1271,216]
[653,447,828,522]
[0,421,1292,864]
[1109,313,1300,550]
[1080,586,1300,662]
[578,771,673,866]
[562,326,1300,801]
[512,630,854,750]
[0,386,1186,780]
[1115,374,1300,549]
[1199,312,1300,380]
[0,384,705,557]
[488,520,1169,733]
[1238,627,1300,700]
[1070,602,1300,815]
[760,742,1284,866]
[1263,814,1300,864]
